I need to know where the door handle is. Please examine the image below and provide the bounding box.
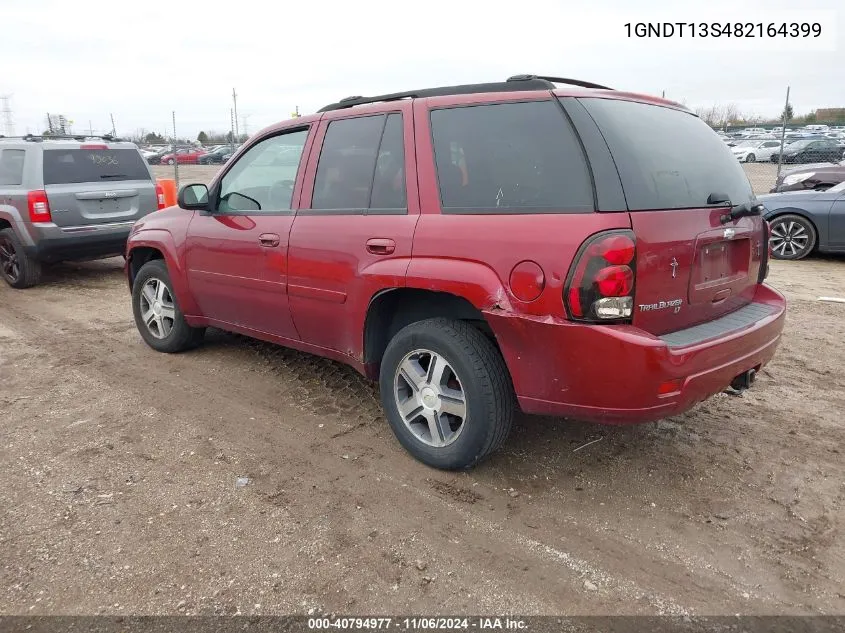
[366,238,395,255]
[259,233,280,248]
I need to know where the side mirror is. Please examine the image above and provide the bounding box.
[178,183,210,210]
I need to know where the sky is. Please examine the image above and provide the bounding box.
[1,0,842,139]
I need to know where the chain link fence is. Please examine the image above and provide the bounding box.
[733,136,845,195]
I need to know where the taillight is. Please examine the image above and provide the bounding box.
[27,190,52,223]
[564,230,636,322]
[155,183,166,210]
[80,143,108,150]
[759,220,771,282]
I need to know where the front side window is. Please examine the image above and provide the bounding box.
[430,101,594,213]
[0,150,25,186]
[218,129,308,213]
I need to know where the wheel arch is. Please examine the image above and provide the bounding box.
[363,287,505,381]
[126,230,199,316]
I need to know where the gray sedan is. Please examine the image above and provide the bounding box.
[758,181,845,259]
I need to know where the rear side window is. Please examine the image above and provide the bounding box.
[580,98,754,211]
[430,101,594,213]
[312,115,383,210]
[0,149,25,186]
[370,114,406,209]
[42,148,150,185]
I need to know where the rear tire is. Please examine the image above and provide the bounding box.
[379,318,514,470]
[745,153,756,163]
[0,228,41,288]
[769,214,816,260]
[132,259,205,352]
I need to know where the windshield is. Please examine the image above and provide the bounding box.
[789,140,813,149]
[829,180,845,193]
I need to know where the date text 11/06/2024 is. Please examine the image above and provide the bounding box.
[307,617,528,630]
[624,22,822,38]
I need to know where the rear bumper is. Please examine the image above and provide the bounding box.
[23,221,133,263]
[486,284,786,424]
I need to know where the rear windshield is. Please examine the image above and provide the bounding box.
[42,148,150,185]
[579,98,754,211]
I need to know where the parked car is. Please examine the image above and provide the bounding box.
[770,138,844,164]
[143,147,172,165]
[160,148,207,165]
[757,180,845,259]
[770,162,845,192]
[198,146,235,164]
[731,139,783,163]
[125,75,785,470]
[0,135,164,288]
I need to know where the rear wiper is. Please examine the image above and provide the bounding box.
[707,192,763,224]
[100,174,126,179]
[720,202,763,225]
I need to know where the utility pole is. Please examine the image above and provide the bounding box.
[229,108,236,152]
[232,88,239,141]
[110,113,116,136]
[88,120,94,136]
[240,114,250,138]
[776,86,790,183]
[1,95,15,136]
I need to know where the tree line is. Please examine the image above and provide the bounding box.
[694,103,843,129]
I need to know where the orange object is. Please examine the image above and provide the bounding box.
[157,178,177,208]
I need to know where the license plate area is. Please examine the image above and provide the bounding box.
[689,237,750,303]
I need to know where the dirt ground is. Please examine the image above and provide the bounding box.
[1,247,844,616]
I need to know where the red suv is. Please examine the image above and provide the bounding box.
[125,75,786,470]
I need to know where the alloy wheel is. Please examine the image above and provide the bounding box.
[139,277,177,339]
[770,220,811,258]
[0,236,20,284]
[394,349,467,448]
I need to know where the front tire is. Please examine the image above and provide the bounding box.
[379,318,514,470]
[745,153,756,163]
[0,228,41,288]
[769,214,816,260]
[132,259,205,352]
[166,158,175,165]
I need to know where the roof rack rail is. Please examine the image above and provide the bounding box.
[318,77,557,113]
[317,75,612,113]
[0,133,124,143]
[506,74,614,90]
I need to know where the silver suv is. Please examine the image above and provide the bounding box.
[0,134,163,288]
